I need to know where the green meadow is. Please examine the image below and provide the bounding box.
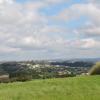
[0,76,100,100]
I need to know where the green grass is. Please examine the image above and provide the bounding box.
[0,76,100,100]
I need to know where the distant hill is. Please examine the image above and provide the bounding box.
[69,58,100,63]
[49,58,100,63]
[49,58,100,67]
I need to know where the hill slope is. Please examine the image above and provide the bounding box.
[0,76,100,100]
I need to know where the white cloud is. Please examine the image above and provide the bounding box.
[0,45,20,53]
[0,0,14,4]
[28,0,67,4]
[80,38,99,49]
[55,3,100,23]
[69,38,100,49]
[77,26,100,37]
[43,0,67,4]
[0,0,100,60]
[54,2,100,38]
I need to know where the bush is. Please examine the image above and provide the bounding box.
[89,62,100,75]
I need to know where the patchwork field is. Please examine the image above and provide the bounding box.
[0,76,100,100]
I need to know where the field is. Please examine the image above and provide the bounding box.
[0,76,100,100]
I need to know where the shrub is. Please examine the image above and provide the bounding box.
[89,62,100,75]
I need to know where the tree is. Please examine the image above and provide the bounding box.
[89,62,100,75]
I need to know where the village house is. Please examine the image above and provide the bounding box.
[0,74,9,83]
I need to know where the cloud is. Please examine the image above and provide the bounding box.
[26,0,67,4]
[0,0,14,4]
[0,45,20,53]
[54,2,100,38]
[0,0,70,51]
[0,0,100,60]
[44,0,68,5]
[54,3,100,23]
[77,38,100,49]
[76,25,100,37]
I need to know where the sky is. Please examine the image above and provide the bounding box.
[0,0,100,61]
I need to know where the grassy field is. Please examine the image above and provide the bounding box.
[0,76,100,100]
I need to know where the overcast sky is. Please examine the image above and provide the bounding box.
[0,0,100,61]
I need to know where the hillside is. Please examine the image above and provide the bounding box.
[0,76,100,100]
